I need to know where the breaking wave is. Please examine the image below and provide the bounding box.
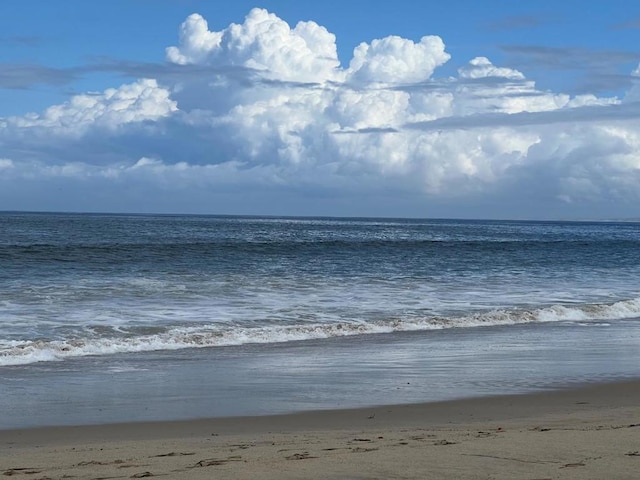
[2,297,640,366]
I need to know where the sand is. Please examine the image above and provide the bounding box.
[1,380,639,479]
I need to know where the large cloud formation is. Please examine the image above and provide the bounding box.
[1,8,639,218]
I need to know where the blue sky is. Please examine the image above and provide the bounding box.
[1,1,640,218]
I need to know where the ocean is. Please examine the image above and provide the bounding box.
[1,213,639,429]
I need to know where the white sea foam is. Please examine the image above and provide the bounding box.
[2,297,640,366]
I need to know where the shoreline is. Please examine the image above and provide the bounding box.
[3,378,639,440]
[2,379,639,479]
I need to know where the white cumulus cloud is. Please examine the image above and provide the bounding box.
[166,8,340,83]
[347,35,450,84]
[458,56,524,80]
[3,79,176,134]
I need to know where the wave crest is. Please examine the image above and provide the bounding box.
[2,297,639,366]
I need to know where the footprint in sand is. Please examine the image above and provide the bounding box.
[3,468,43,476]
[285,452,318,460]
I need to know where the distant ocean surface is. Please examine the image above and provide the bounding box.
[1,213,640,428]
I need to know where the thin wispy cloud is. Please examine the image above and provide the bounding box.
[0,36,43,47]
[500,45,640,72]
[404,101,640,132]
[499,44,640,93]
[611,18,640,30]
[486,14,552,31]
[0,63,77,89]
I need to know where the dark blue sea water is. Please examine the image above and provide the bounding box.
[1,213,639,428]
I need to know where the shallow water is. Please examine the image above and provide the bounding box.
[2,319,639,429]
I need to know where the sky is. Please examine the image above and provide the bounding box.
[1,0,640,219]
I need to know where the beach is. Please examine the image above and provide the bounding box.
[2,380,639,479]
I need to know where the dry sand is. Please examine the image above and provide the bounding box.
[1,380,639,479]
